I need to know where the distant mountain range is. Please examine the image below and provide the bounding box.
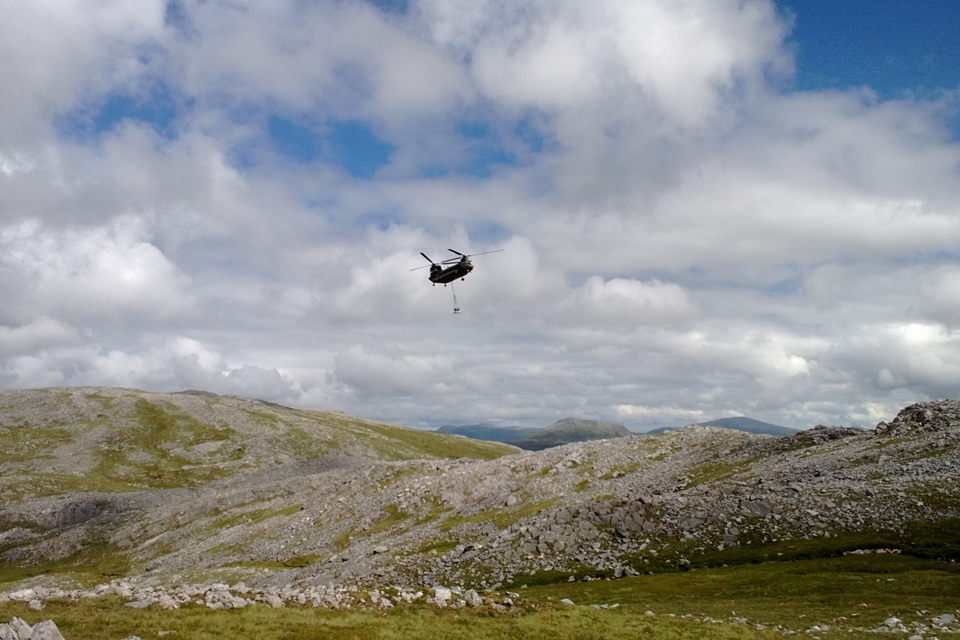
[647,416,796,436]
[438,418,632,450]
[439,415,795,449]
[436,424,540,443]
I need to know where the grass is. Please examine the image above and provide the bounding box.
[684,456,760,488]
[0,540,130,589]
[440,499,559,533]
[0,596,781,640]
[348,421,517,461]
[523,554,960,639]
[0,426,74,463]
[3,553,959,639]
[4,519,960,639]
[227,554,322,570]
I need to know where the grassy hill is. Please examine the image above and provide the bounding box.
[0,387,515,501]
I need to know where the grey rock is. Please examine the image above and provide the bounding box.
[30,621,65,640]
[9,618,31,640]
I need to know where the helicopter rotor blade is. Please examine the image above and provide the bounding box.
[411,253,439,271]
[447,248,504,259]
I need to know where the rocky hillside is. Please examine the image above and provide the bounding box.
[2,388,959,607]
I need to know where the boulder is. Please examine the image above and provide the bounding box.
[31,620,66,640]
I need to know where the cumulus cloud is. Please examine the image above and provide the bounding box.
[1,0,959,431]
[0,216,193,323]
[562,276,697,326]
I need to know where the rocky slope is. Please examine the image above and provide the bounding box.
[2,388,959,605]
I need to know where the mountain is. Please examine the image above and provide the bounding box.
[697,416,797,435]
[512,417,632,450]
[647,416,794,436]
[2,387,959,613]
[436,423,540,444]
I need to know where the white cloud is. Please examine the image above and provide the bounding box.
[1,216,193,323]
[562,276,697,326]
[615,403,706,424]
[1,0,959,432]
[333,345,454,398]
[0,317,81,357]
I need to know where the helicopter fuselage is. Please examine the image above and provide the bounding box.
[429,258,473,284]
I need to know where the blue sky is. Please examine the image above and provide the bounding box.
[782,0,960,100]
[1,0,959,431]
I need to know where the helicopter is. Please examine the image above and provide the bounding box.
[411,249,503,285]
[412,248,503,313]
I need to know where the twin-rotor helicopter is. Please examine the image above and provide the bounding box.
[411,248,503,313]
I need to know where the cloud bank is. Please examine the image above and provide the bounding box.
[1,0,959,430]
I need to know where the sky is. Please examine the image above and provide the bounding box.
[2,1,959,432]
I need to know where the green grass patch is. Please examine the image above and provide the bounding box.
[440,499,559,533]
[81,399,246,493]
[213,504,304,530]
[229,554,321,570]
[524,554,960,638]
[364,505,413,537]
[0,426,74,463]
[417,537,460,556]
[241,407,282,426]
[685,456,760,488]
[0,540,130,590]
[354,422,516,461]
[0,596,782,640]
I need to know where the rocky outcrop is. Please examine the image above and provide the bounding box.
[0,618,65,640]
[875,400,960,436]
